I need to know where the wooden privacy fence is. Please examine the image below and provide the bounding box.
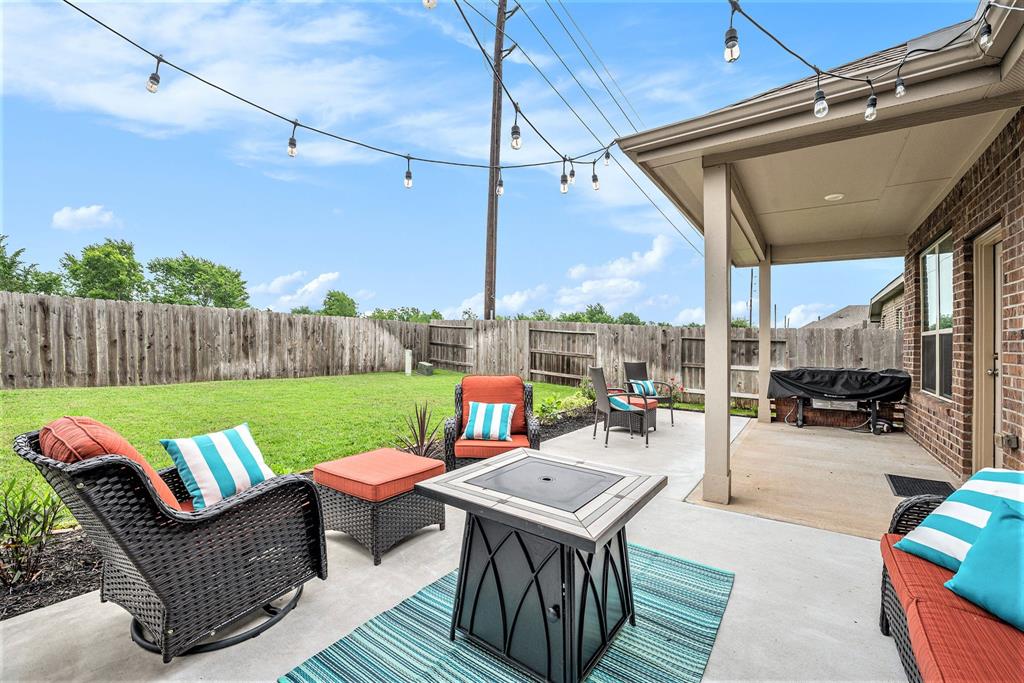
[0,292,430,389]
[0,292,903,395]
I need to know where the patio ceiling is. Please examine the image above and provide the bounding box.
[618,1,1024,266]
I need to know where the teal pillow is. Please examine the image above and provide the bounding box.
[944,500,1024,631]
[630,380,656,397]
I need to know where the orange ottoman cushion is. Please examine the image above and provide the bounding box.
[880,534,989,618]
[454,433,530,459]
[462,375,526,434]
[39,416,182,511]
[314,448,444,502]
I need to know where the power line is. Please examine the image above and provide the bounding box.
[60,0,608,174]
[555,0,646,129]
[544,0,638,132]
[467,0,702,255]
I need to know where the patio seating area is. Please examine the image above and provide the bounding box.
[1,409,921,681]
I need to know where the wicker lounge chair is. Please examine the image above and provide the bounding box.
[13,431,327,663]
[624,361,675,426]
[442,375,541,471]
[590,366,656,447]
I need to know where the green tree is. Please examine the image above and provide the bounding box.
[0,236,64,295]
[147,252,248,308]
[526,308,551,321]
[616,312,644,325]
[290,305,316,315]
[367,307,442,323]
[582,303,615,324]
[555,310,587,323]
[461,308,478,321]
[61,239,147,301]
[731,317,751,328]
[320,290,358,317]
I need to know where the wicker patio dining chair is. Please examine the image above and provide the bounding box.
[13,431,327,663]
[590,367,656,447]
[624,361,676,426]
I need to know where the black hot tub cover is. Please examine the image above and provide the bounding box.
[768,368,911,403]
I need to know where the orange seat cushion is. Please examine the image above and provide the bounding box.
[906,600,1024,683]
[462,376,526,435]
[313,448,444,502]
[454,433,530,459]
[39,416,182,511]
[880,534,988,618]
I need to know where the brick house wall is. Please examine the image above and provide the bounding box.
[879,294,905,329]
[903,109,1024,478]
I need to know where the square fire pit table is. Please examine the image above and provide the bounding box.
[415,448,667,683]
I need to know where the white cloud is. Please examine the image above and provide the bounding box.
[556,278,644,311]
[441,286,547,319]
[786,303,837,328]
[354,288,376,302]
[675,306,705,325]
[442,292,484,320]
[568,234,673,280]
[251,270,306,295]
[732,300,750,319]
[272,272,340,309]
[51,205,119,231]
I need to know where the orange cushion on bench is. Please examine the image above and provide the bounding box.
[39,416,183,511]
[454,434,530,459]
[313,448,444,502]
[462,375,526,435]
[880,534,989,618]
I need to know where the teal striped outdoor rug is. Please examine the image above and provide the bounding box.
[280,545,733,683]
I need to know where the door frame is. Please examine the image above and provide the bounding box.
[971,224,1004,473]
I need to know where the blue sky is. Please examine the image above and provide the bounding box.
[2,1,973,325]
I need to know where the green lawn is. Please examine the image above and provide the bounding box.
[1,371,577,489]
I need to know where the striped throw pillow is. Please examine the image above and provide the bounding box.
[609,394,642,411]
[160,423,275,510]
[630,380,657,396]
[895,468,1024,572]
[463,402,516,441]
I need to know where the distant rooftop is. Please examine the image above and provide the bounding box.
[801,305,870,330]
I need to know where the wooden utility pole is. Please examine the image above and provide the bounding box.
[483,0,511,320]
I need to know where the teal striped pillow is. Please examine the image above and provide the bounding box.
[609,394,642,411]
[895,468,1024,572]
[630,380,657,396]
[463,402,515,441]
[161,423,275,510]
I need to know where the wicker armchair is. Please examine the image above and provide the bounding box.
[443,376,541,471]
[591,366,656,447]
[879,493,948,682]
[13,431,327,663]
[624,361,675,426]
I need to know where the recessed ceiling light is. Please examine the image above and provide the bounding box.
[824,193,845,202]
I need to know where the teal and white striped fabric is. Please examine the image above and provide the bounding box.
[895,468,1024,572]
[630,380,657,396]
[463,402,515,441]
[160,423,275,510]
[609,394,643,411]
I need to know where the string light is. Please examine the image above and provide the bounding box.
[495,170,504,196]
[604,150,611,167]
[146,55,162,93]
[568,162,576,185]
[404,156,413,188]
[422,0,438,9]
[978,17,993,50]
[591,162,599,191]
[894,76,907,98]
[287,121,298,158]
[510,105,522,150]
[560,158,569,194]
[724,3,740,63]
[812,73,828,118]
[864,81,878,122]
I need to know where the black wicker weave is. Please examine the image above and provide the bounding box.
[879,493,947,683]
[443,381,541,471]
[590,367,656,447]
[317,484,444,565]
[624,361,675,427]
[13,431,327,663]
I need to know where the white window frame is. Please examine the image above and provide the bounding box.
[920,232,953,399]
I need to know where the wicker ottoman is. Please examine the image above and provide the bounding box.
[313,449,446,565]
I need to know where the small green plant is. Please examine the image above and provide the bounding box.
[0,479,65,587]
[578,375,596,402]
[395,402,441,460]
[535,391,596,426]
[536,396,562,425]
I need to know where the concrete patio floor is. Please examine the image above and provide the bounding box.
[0,411,905,682]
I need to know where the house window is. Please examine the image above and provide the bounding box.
[920,233,953,398]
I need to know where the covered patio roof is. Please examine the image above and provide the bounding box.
[618,1,1024,266]
[616,0,1024,504]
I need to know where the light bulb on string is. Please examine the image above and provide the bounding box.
[978,18,993,50]
[404,157,413,189]
[568,164,576,185]
[894,76,906,99]
[146,55,162,93]
[559,159,569,194]
[422,0,437,8]
[724,27,740,63]
[510,105,522,150]
[591,162,600,191]
[496,171,504,196]
[603,150,611,167]
[864,81,878,122]
[812,73,827,118]
[287,121,298,158]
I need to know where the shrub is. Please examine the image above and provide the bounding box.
[0,479,65,587]
[578,375,596,402]
[395,402,441,460]
[536,391,595,426]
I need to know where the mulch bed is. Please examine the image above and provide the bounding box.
[1,530,102,621]
[0,410,598,622]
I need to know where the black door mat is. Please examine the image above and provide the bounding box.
[885,474,955,498]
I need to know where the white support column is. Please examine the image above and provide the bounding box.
[703,164,732,504]
[758,247,772,423]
